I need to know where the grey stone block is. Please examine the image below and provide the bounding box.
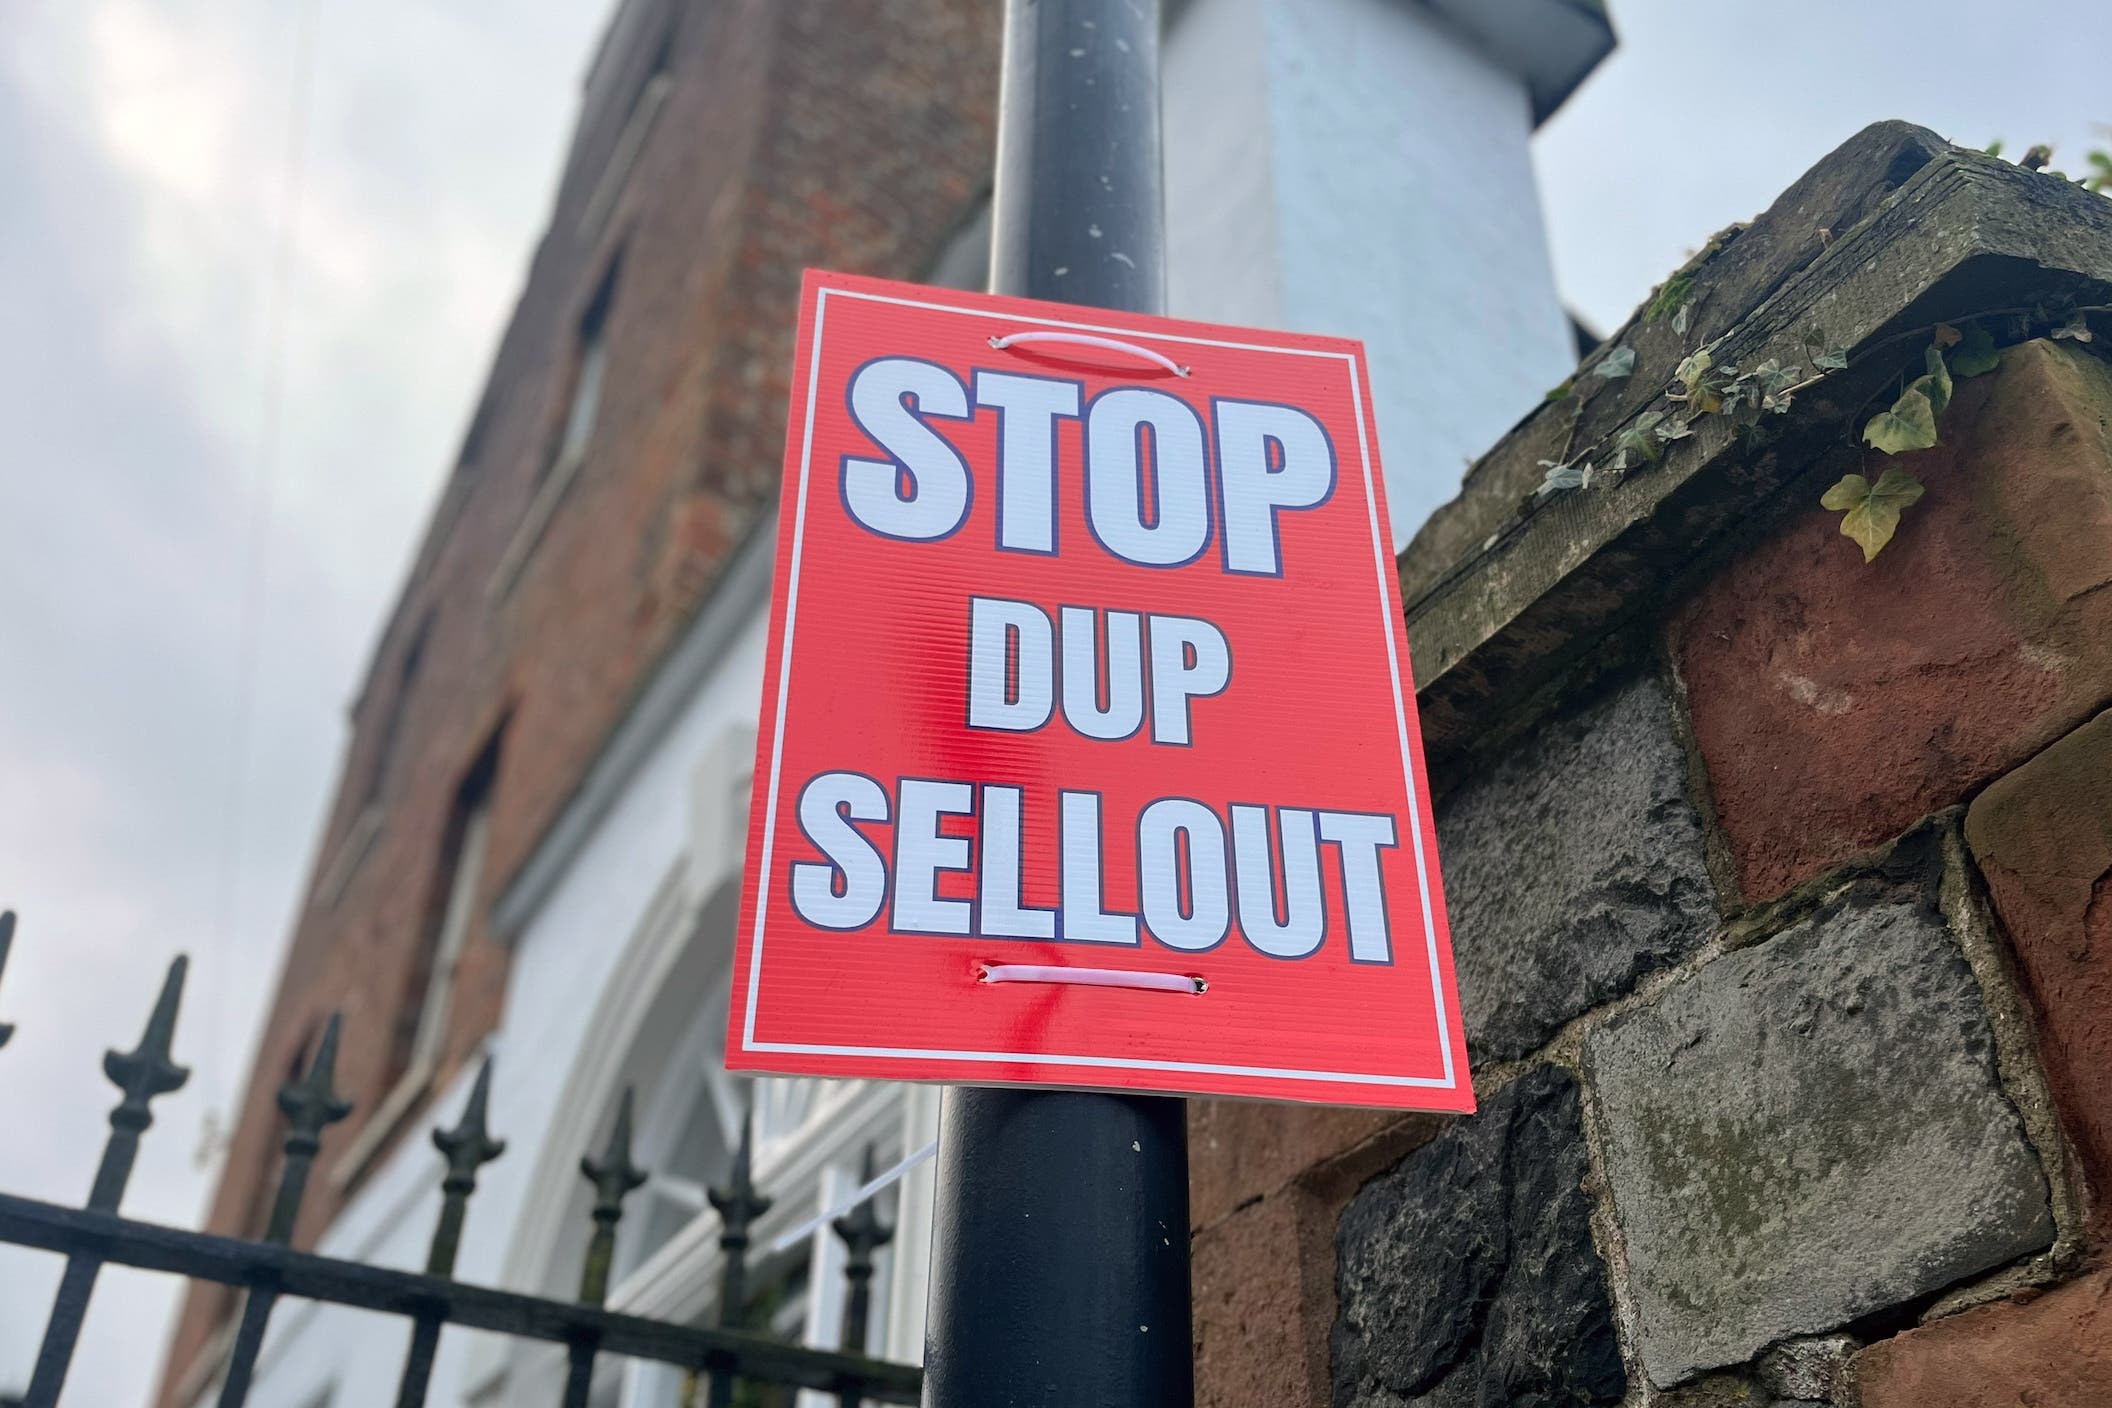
[1584,893,2055,1385]
[1333,1066,1625,1408]
[1437,670,1717,1065]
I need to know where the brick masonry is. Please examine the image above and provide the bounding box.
[1582,879,2054,1385]
[1332,1067,1625,1408]
[1672,340,2112,903]
[1966,705,2112,1229]
[156,2,999,1401]
[1434,670,1718,1066]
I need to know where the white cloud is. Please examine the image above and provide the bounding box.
[0,0,602,1400]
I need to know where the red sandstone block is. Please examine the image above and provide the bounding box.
[1192,1190,1335,1408]
[1966,706,2112,1230]
[1671,340,2112,901]
[1187,1100,1435,1231]
[1858,1270,2112,1408]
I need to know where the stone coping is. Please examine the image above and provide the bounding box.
[1398,121,2112,776]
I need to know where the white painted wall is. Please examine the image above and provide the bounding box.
[204,605,765,1406]
[1165,0,1580,544]
[206,590,941,1408]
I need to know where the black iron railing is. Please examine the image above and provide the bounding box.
[0,909,922,1408]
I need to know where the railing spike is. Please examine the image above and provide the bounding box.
[426,1055,505,1277]
[705,1098,774,1408]
[0,909,16,1049]
[264,1012,353,1245]
[567,1088,647,1408]
[221,1014,358,1408]
[102,956,192,1118]
[92,953,191,1211]
[733,1102,756,1184]
[26,949,193,1405]
[395,1059,505,1408]
[709,1102,771,1236]
[833,1144,894,1378]
[577,1086,647,1307]
[832,1145,893,1251]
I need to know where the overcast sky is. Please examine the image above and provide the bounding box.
[3,2,2109,1402]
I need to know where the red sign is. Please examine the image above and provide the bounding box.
[726,270,1472,1111]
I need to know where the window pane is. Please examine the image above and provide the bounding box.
[558,335,608,469]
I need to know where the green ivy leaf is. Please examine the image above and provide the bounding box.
[1674,349,1711,393]
[1673,349,1726,415]
[1752,358,1803,414]
[1594,344,1637,379]
[1950,324,2000,377]
[1538,462,1591,494]
[1821,467,1926,562]
[1916,343,1953,416]
[1863,387,1939,455]
[2087,150,2112,194]
[1613,411,1666,468]
[1802,326,1850,371]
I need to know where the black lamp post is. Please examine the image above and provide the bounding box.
[920,4,1193,1406]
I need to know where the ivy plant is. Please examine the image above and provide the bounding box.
[1518,129,2112,568]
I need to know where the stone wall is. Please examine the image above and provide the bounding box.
[1191,124,2112,1407]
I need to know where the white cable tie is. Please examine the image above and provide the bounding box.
[978,963,1206,995]
[987,330,1190,377]
[764,1140,939,1254]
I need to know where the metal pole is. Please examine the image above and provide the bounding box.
[922,3,1192,1406]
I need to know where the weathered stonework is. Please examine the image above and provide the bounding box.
[1401,131,2112,772]
[1403,122,1950,609]
[1308,123,2112,1408]
[1194,1190,1335,1408]
[1857,1268,2112,1408]
[1189,1101,1436,1232]
[1754,1333,1860,1403]
[1672,340,2112,901]
[1332,1066,1625,1408]
[1435,670,1717,1065]
[1583,888,2055,1385]
[1965,705,2112,1228]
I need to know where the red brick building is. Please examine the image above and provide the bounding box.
[154,2,999,1399]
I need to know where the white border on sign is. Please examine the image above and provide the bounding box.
[742,285,1458,1091]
